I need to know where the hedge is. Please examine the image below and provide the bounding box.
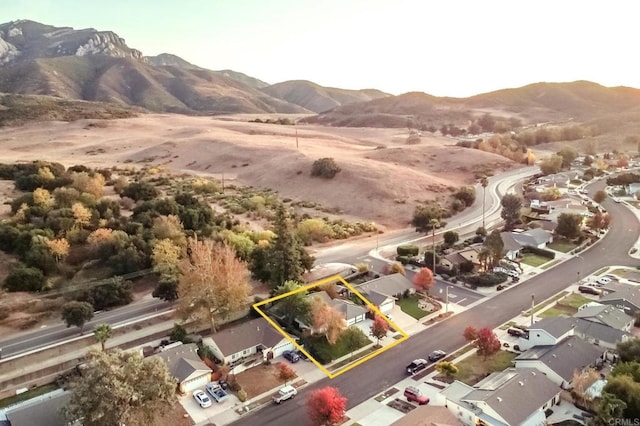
[397,245,419,256]
[521,245,556,259]
[463,272,508,287]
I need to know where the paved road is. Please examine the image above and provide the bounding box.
[232,178,640,426]
[0,298,172,358]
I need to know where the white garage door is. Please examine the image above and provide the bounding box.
[271,340,295,357]
[182,374,209,393]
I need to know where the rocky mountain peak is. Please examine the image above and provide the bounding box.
[0,19,143,66]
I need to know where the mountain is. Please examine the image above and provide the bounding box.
[260,80,389,113]
[216,69,269,90]
[0,20,309,114]
[303,81,640,128]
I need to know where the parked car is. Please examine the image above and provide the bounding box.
[295,350,310,361]
[282,350,300,363]
[428,350,447,362]
[193,390,212,408]
[507,328,527,338]
[406,358,428,375]
[579,285,602,295]
[272,385,297,404]
[205,382,229,403]
[596,277,612,285]
[404,386,430,405]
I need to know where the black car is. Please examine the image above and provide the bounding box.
[406,359,428,375]
[428,350,447,362]
[282,350,300,363]
[578,285,602,296]
[507,328,527,338]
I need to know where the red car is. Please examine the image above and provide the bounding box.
[404,386,429,405]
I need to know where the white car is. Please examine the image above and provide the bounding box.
[596,277,612,286]
[272,385,297,404]
[193,390,212,408]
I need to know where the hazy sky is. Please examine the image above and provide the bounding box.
[3,0,638,97]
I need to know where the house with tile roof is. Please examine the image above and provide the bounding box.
[154,343,212,393]
[442,368,561,426]
[514,336,604,388]
[202,317,295,368]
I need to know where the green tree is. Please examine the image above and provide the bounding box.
[63,349,177,426]
[443,230,459,246]
[265,204,314,288]
[617,338,640,363]
[93,323,112,352]
[555,213,583,239]
[273,280,311,327]
[500,194,522,229]
[411,205,442,232]
[602,374,640,419]
[557,147,578,168]
[435,361,459,378]
[454,186,475,207]
[4,265,45,292]
[61,301,94,333]
[540,154,563,175]
[484,230,504,269]
[591,392,628,425]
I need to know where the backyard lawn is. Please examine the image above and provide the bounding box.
[521,253,550,267]
[547,238,577,253]
[397,295,429,320]
[454,351,517,385]
[539,292,590,318]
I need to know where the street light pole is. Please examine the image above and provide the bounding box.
[430,219,439,273]
[530,294,535,327]
[445,286,453,313]
[576,255,584,284]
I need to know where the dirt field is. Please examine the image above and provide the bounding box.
[0,113,521,228]
[234,363,296,398]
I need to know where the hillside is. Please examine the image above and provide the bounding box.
[0,113,519,228]
[261,80,389,113]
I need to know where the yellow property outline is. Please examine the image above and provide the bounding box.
[252,275,409,379]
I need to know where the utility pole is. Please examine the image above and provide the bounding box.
[530,294,535,327]
[481,176,488,231]
[295,128,299,149]
[430,219,439,273]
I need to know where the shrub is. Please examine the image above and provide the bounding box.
[464,272,508,287]
[121,181,160,201]
[5,265,46,292]
[397,245,419,256]
[237,389,248,402]
[311,158,341,179]
[521,245,556,259]
[396,255,410,265]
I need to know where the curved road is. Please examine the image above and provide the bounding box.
[233,179,639,426]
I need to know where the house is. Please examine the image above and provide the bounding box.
[442,368,560,426]
[500,229,553,260]
[598,282,640,315]
[306,291,368,326]
[441,247,481,271]
[573,303,634,332]
[571,317,632,349]
[514,336,604,388]
[354,273,414,315]
[202,317,295,367]
[154,343,212,393]
[390,405,463,426]
[517,315,575,351]
[4,390,73,426]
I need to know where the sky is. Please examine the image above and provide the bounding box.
[3,0,639,97]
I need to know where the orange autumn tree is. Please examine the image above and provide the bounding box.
[177,238,251,334]
[310,297,347,345]
[413,267,434,295]
[276,362,296,386]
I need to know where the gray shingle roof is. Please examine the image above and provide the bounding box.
[209,317,285,357]
[516,336,603,381]
[355,273,413,298]
[307,291,368,320]
[530,316,575,338]
[462,368,559,426]
[5,391,70,426]
[573,305,633,330]
[571,318,631,346]
[155,343,211,382]
[600,283,640,310]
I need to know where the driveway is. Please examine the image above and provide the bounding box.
[179,390,240,424]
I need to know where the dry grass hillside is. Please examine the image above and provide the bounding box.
[0,113,520,228]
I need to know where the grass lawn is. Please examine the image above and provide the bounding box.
[561,293,591,309]
[304,327,371,364]
[0,384,59,409]
[397,295,429,320]
[539,293,590,318]
[609,268,629,278]
[454,351,517,386]
[524,291,569,316]
[540,260,560,270]
[499,321,516,330]
[539,306,575,318]
[547,239,578,253]
[521,253,551,267]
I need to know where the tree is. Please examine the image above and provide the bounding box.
[592,392,628,425]
[602,374,640,419]
[594,190,607,203]
[276,362,296,385]
[370,315,389,346]
[177,239,252,334]
[46,237,70,263]
[72,202,92,228]
[617,338,640,363]
[311,158,341,178]
[454,186,475,207]
[94,323,112,351]
[307,386,347,426]
[411,205,442,232]
[4,265,45,292]
[273,280,311,327]
[484,231,504,269]
[443,230,459,246]
[310,297,347,345]
[61,301,94,333]
[435,361,459,379]
[463,326,478,342]
[413,267,434,294]
[63,349,176,426]
[152,215,187,247]
[151,238,182,297]
[390,262,406,276]
[500,194,522,229]
[540,154,563,175]
[265,204,314,288]
[475,327,501,359]
[555,213,583,239]
[557,147,578,168]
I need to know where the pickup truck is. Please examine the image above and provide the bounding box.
[206,382,229,403]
